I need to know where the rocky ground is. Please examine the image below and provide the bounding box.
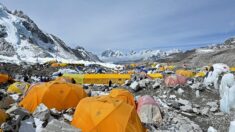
[1,63,234,132]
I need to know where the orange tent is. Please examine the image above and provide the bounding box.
[0,74,10,84]
[109,88,136,108]
[71,96,145,132]
[0,109,8,125]
[54,76,74,83]
[19,81,87,112]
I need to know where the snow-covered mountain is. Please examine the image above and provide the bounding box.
[0,3,100,64]
[100,49,181,62]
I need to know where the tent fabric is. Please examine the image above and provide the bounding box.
[165,65,175,71]
[137,95,162,124]
[54,76,75,83]
[195,72,206,78]
[7,82,30,94]
[83,74,131,85]
[71,96,145,132]
[164,75,187,87]
[0,109,8,125]
[176,69,194,78]
[148,73,163,79]
[23,82,43,97]
[137,95,158,113]
[51,63,60,67]
[109,89,136,108]
[0,74,10,84]
[230,67,235,72]
[19,81,87,112]
[63,74,84,84]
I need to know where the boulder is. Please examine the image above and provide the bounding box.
[130,81,139,91]
[41,119,81,132]
[33,104,50,121]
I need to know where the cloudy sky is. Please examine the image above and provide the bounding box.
[2,0,235,53]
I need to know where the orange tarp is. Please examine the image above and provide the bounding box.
[19,81,87,112]
[71,96,145,132]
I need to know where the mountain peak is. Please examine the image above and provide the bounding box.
[0,3,100,63]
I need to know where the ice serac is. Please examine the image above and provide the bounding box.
[0,3,100,63]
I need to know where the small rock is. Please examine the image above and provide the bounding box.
[6,104,30,120]
[125,80,131,86]
[63,114,73,122]
[180,105,193,112]
[138,80,147,88]
[169,95,176,99]
[196,90,200,98]
[193,108,199,114]
[207,102,218,112]
[177,88,184,95]
[190,83,200,90]
[201,107,210,115]
[178,99,190,106]
[214,112,224,116]
[152,81,160,89]
[130,81,139,91]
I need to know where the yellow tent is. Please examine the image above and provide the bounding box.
[176,69,194,78]
[83,74,131,85]
[165,65,175,71]
[109,89,136,108]
[59,63,68,67]
[230,67,235,72]
[0,109,8,125]
[7,82,30,94]
[71,96,145,132]
[62,74,84,84]
[159,66,165,71]
[0,74,10,84]
[195,71,206,78]
[148,73,163,79]
[19,81,87,112]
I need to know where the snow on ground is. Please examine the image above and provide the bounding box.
[196,49,215,53]
[0,55,120,69]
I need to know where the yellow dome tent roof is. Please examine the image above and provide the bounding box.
[7,82,30,94]
[71,96,145,132]
[109,88,136,108]
[19,81,87,112]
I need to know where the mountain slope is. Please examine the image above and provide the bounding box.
[0,3,100,63]
[160,37,235,66]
